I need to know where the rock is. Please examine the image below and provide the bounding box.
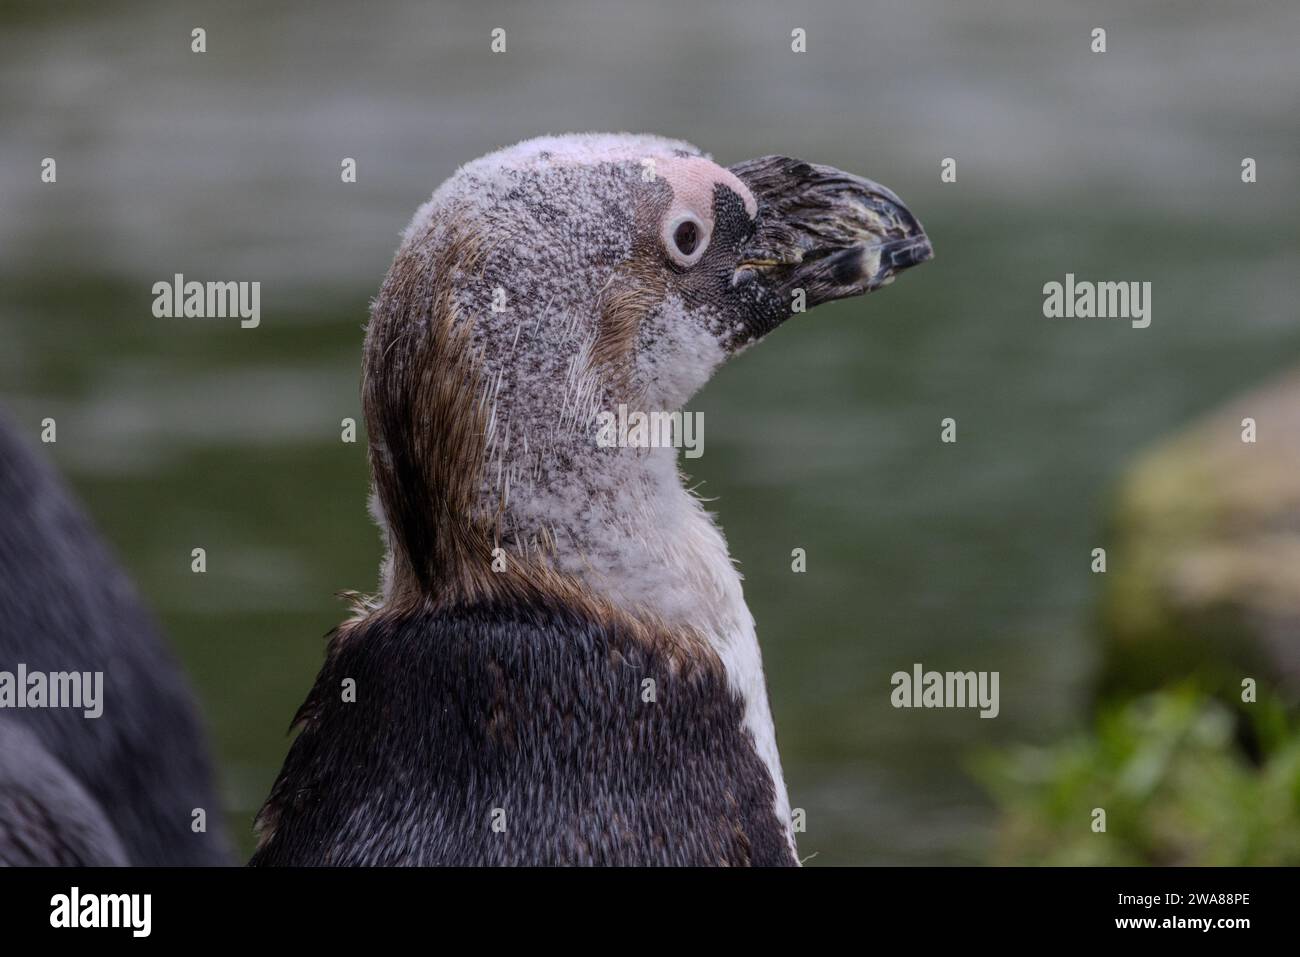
[1099,369,1300,704]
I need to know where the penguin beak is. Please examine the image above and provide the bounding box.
[727,155,933,307]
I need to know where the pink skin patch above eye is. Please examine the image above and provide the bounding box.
[655,156,758,227]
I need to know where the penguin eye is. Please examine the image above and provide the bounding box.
[674,220,699,255]
[663,214,709,268]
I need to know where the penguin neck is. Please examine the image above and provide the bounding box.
[510,442,745,636]
[370,416,797,856]
[473,433,797,854]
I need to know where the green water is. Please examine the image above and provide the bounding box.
[2,0,1297,863]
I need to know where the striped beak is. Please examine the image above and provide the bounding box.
[729,155,932,307]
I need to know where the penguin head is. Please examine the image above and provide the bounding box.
[363,133,930,598]
[382,134,929,405]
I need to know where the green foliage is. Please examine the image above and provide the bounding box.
[976,687,1300,865]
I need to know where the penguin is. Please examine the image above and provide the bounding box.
[0,410,231,865]
[251,133,931,866]
[0,720,128,866]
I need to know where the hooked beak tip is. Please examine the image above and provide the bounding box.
[864,233,933,287]
[851,179,933,287]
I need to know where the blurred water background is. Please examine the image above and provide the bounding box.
[1,0,1297,863]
